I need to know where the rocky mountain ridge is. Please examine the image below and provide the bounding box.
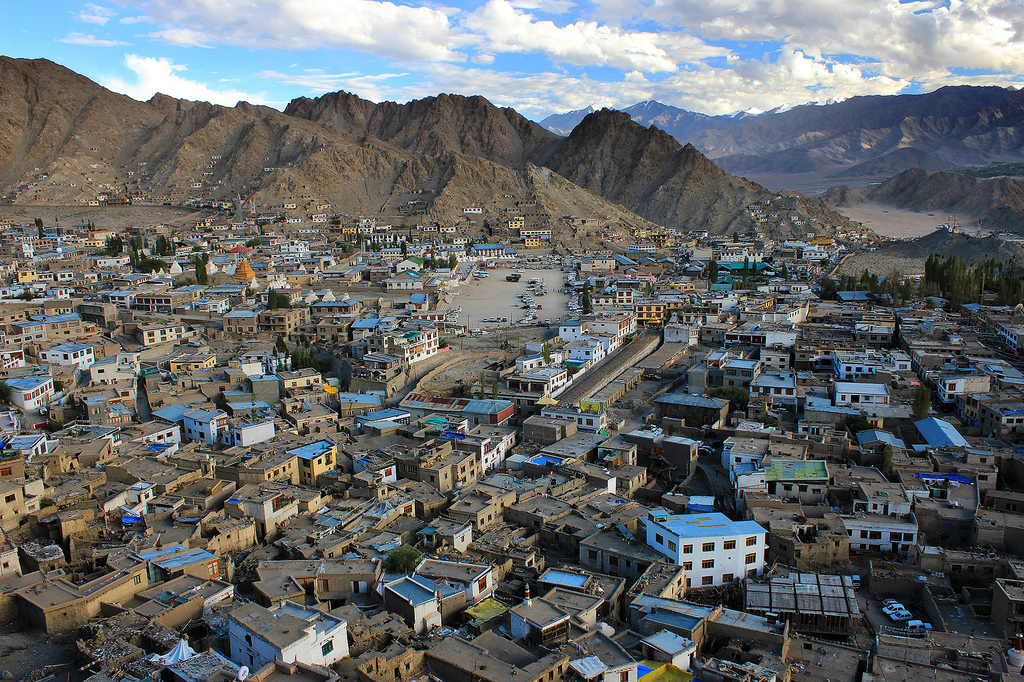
[1,56,855,236]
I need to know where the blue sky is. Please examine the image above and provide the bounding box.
[3,0,1024,121]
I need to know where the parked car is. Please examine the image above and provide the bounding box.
[884,606,912,621]
[882,599,901,608]
[907,620,933,632]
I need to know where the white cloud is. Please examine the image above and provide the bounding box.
[465,0,721,72]
[147,27,213,48]
[256,69,407,100]
[103,54,264,106]
[59,32,129,47]
[124,0,465,62]
[595,0,1024,82]
[77,3,116,25]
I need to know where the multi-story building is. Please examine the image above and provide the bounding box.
[228,600,349,668]
[39,342,95,370]
[368,327,439,365]
[7,375,54,412]
[644,510,767,587]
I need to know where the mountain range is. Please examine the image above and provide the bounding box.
[0,56,859,238]
[821,168,1024,233]
[542,89,1024,175]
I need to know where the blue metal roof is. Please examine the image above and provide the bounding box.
[540,569,589,589]
[289,440,333,460]
[386,575,437,606]
[647,511,765,539]
[914,417,968,448]
[5,375,51,390]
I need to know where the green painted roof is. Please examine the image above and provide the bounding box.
[764,459,829,480]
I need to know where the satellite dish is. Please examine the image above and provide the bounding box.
[237,667,250,681]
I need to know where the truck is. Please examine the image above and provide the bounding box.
[506,273,522,282]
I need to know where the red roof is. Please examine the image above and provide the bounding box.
[228,245,251,254]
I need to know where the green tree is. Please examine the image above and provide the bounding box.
[582,283,592,315]
[448,254,458,270]
[491,379,499,399]
[882,444,895,475]
[733,232,740,243]
[708,259,719,283]
[275,335,288,355]
[401,240,408,256]
[0,383,10,404]
[384,546,421,574]
[194,252,210,285]
[35,218,43,239]
[912,385,931,420]
[105,235,124,255]
[780,263,789,279]
[542,342,551,365]
[845,415,872,433]
[709,387,749,412]
[819,276,838,300]
[479,371,486,399]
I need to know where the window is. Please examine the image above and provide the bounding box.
[322,640,334,656]
[724,540,736,550]
[701,559,715,569]
[722,573,734,583]
[609,556,618,566]
[702,542,715,552]
[683,562,692,571]
[0,468,10,477]
[745,553,757,564]
[4,494,16,503]
[668,541,677,552]
[702,576,713,585]
[655,533,664,545]
[683,544,693,554]
[134,575,142,585]
[245,634,252,645]
[746,536,757,546]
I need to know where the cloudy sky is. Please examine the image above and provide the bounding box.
[4,0,1024,120]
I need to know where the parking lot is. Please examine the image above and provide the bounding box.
[446,264,577,328]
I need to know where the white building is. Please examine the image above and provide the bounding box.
[833,382,889,407]
[222,420,276,447]
[39,342,95,370]
[182,408,229,445]
[228,600,349,668]
[90,353,140,384]
[6,375,54,412]
[840,513,918,553]
[644,510,767,587]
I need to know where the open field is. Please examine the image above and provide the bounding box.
[443,264,576,328]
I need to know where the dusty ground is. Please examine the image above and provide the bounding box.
[836,251,930,276]
[0,204,214,231]
[0,630,76,682]
[414,326,556,397]
[833,203,990,239]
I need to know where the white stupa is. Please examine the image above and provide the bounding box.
[168,261,183,275]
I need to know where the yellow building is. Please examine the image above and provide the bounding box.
[524,237,541,247]
[520,226,552,242]
[16,268,37,284]
[636,301,666,326]
[169,352,217,373]
[291,440,338,486]
[508,216,525,231]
